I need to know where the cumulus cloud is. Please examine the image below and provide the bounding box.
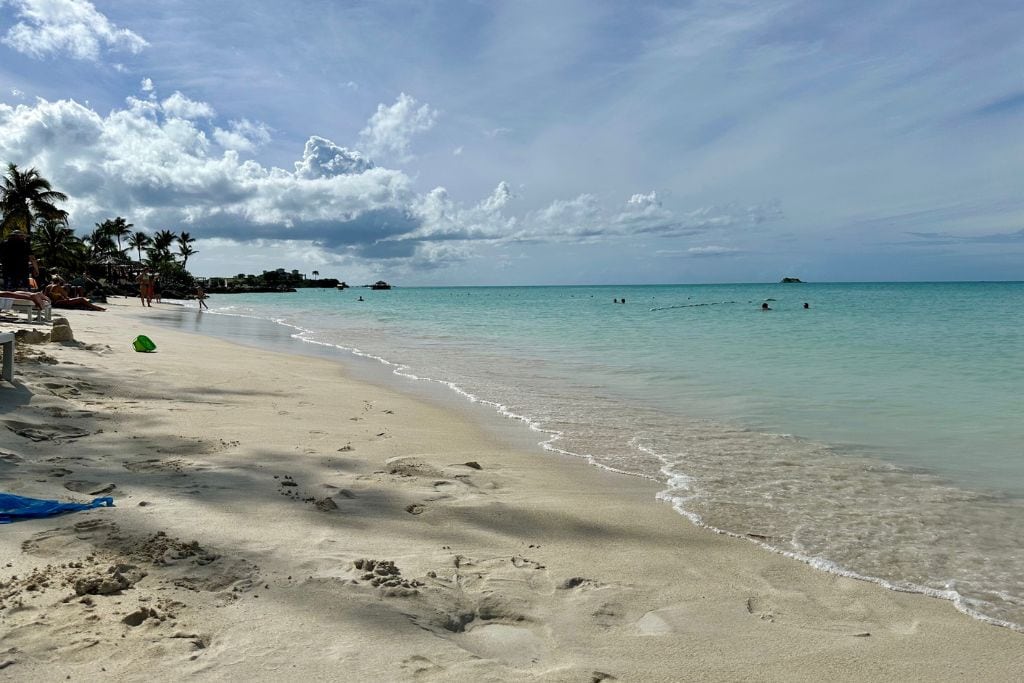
[521,193,605,240]
[2,0,147,61]
[627,191,659,206]
[213,118,271,152]
[404,181,517,242]
[0,96,412,251]
[294,136,374,178]
[162,91,215,120]
[400,184,778,251]
[140,77,154,92]
[0,91,781,275]
[358,92,437,163]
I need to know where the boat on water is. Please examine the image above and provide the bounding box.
[335,281,349,290]
[370,280,391,290]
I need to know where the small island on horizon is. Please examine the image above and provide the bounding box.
[780,277,804,283]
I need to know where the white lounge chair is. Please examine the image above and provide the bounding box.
[0,331,13,382]
[9,299,51,322]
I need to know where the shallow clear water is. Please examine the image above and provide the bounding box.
[172,282,1024,629]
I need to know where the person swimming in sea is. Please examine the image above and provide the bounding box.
[762,302,771,311]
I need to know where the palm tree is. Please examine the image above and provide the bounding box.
[107,216,133,253]
[0,163,68,237]
[312,270,319,279]
[178,242,197,268]
[86,225,116,261]
[127,231,151,262]
[176,231,196,268]
[32,217,84,272]
[152,229,177,258]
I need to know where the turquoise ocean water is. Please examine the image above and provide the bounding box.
[167,282,1024,630]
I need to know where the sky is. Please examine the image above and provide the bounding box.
[1,0,1023,285]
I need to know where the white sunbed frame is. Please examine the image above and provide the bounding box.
[0,331,13,382]
[9,299,51,322]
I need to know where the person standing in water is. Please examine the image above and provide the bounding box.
[196,286,209,310]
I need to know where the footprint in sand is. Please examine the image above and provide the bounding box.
[123,458,195,473]
[353,553,561,668]
[4,420,92,442]
[638,600,755,637]
[274,475,338,511]
[557,577,606,590]
[21,519,118,558]
[591,601,627,629]
[452,622,546,668]
[63,480,117,496]
[401,655,444,678]
[0,452,24,468]
[153,438,215,456]
[44,455,95,466]
[383,456,444,479]
[745,596,776,621]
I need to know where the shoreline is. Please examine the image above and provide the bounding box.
[0,300,1021,680]
[163,297,1024,634]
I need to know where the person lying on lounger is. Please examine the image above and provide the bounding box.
[44,281,106,311]
[0,290,51,310]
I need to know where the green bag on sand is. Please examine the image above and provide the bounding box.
[132,335,156,352]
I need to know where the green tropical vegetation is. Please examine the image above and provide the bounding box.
[0,163,68,236]
[0,162,200,295]
[204,268,340,293]
[0,162,345,298]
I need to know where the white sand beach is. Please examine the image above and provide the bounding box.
[0,300,1021,681]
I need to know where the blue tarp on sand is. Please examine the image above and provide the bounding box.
[0,493,114,523]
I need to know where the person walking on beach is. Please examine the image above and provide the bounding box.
[0,231,38,290]
[196,286,209,310]
[136,270,154,307]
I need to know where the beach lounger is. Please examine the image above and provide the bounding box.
[10,299,51,322]
[0,331,13,382]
